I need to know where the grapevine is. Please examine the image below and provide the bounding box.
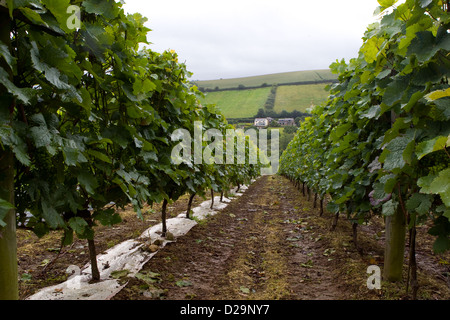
[280,0,450,295]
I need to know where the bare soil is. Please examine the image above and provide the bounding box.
[17,175,450,300]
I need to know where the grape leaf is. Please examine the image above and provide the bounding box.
[429,169,450,207]
[416,136,448,160]
[82,0,118,19]
[77,171,99,195]
[382,199,397,217]
[68,217,88,236]
[406,193,433,216]
[0,67,31,104]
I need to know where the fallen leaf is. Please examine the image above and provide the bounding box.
[240,286,250,294]
[176,280,192,287]
[135,271,161,284]
[40,259,50,267]
[110,269,130,279]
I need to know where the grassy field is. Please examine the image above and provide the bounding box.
[274,83,331,113]
[200,87,271,119]
[194,69,337,91]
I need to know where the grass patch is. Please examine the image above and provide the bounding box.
[200,88,270,119]
[274,84,331,113]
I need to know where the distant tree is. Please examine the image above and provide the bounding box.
[270,120,281,127]
[291,110,303,118]
[295,117,303,126]
[266,110,278,118]
[238,84,246,90]
[280,133,295,153]
[283,126,297,134]
[270,85,278,95]
[263,84,278,112]
[280,110,290,118]
[264,98,275,110]
[256,108,266,118]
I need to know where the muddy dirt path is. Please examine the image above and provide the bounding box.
[18,174,450,301]
[114,175,349,300]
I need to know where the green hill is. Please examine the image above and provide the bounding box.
[197,69,335,119]
[194,69,337,91]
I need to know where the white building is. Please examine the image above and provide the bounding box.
[254,118,270,128]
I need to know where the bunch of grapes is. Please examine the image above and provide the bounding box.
[419,149,450,176]
[33,147,56,181]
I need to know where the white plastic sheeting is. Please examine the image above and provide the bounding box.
[27,184,251,300]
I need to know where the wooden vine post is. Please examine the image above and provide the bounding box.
[0,8,19,300]
[383,112,406,282]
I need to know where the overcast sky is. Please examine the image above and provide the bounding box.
[122,0,381,80]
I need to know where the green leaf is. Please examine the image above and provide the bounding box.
[372,181,389,201]
[406,193,433,216]
[361,105,381,119]
[93,209,122,226]
[417,174,436,194]
[416,136,448,160]
[377,0,397,9]
[176,280,192,287]
[434,98,450,120]
[433,236,450,254]
[0,66,31,104]
[443,208,450,222]
[63,147,88,166]
[82,0,118,19]
[382,199,397,217]
[361,37,386,64]
[0,41,16,69]
[62,229,74,246]
[407,30,450,63]
[20,273,32,282]
[429,169,450,207]
[30,41,72,90]
[383,77,409,106]
[0,199,15,227]
[41,199,65,229]
[29,114,52,148]
[77,171,99,195]
[326,202,339,214]
[41,0,71,33]
[135,271,161,284]
[376,69,391,80]
[402,91,425,113]
[142,78,156,93]
[86,149,112,163]
[381,136,412,171]
[19,7,48,27]
[402,137,415,165]
[111,269,130,279]
[1,128,31,166]
[379,174,397,194]
[240,286,250,294]
[332,123,352,141]
[68,217,88,236]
